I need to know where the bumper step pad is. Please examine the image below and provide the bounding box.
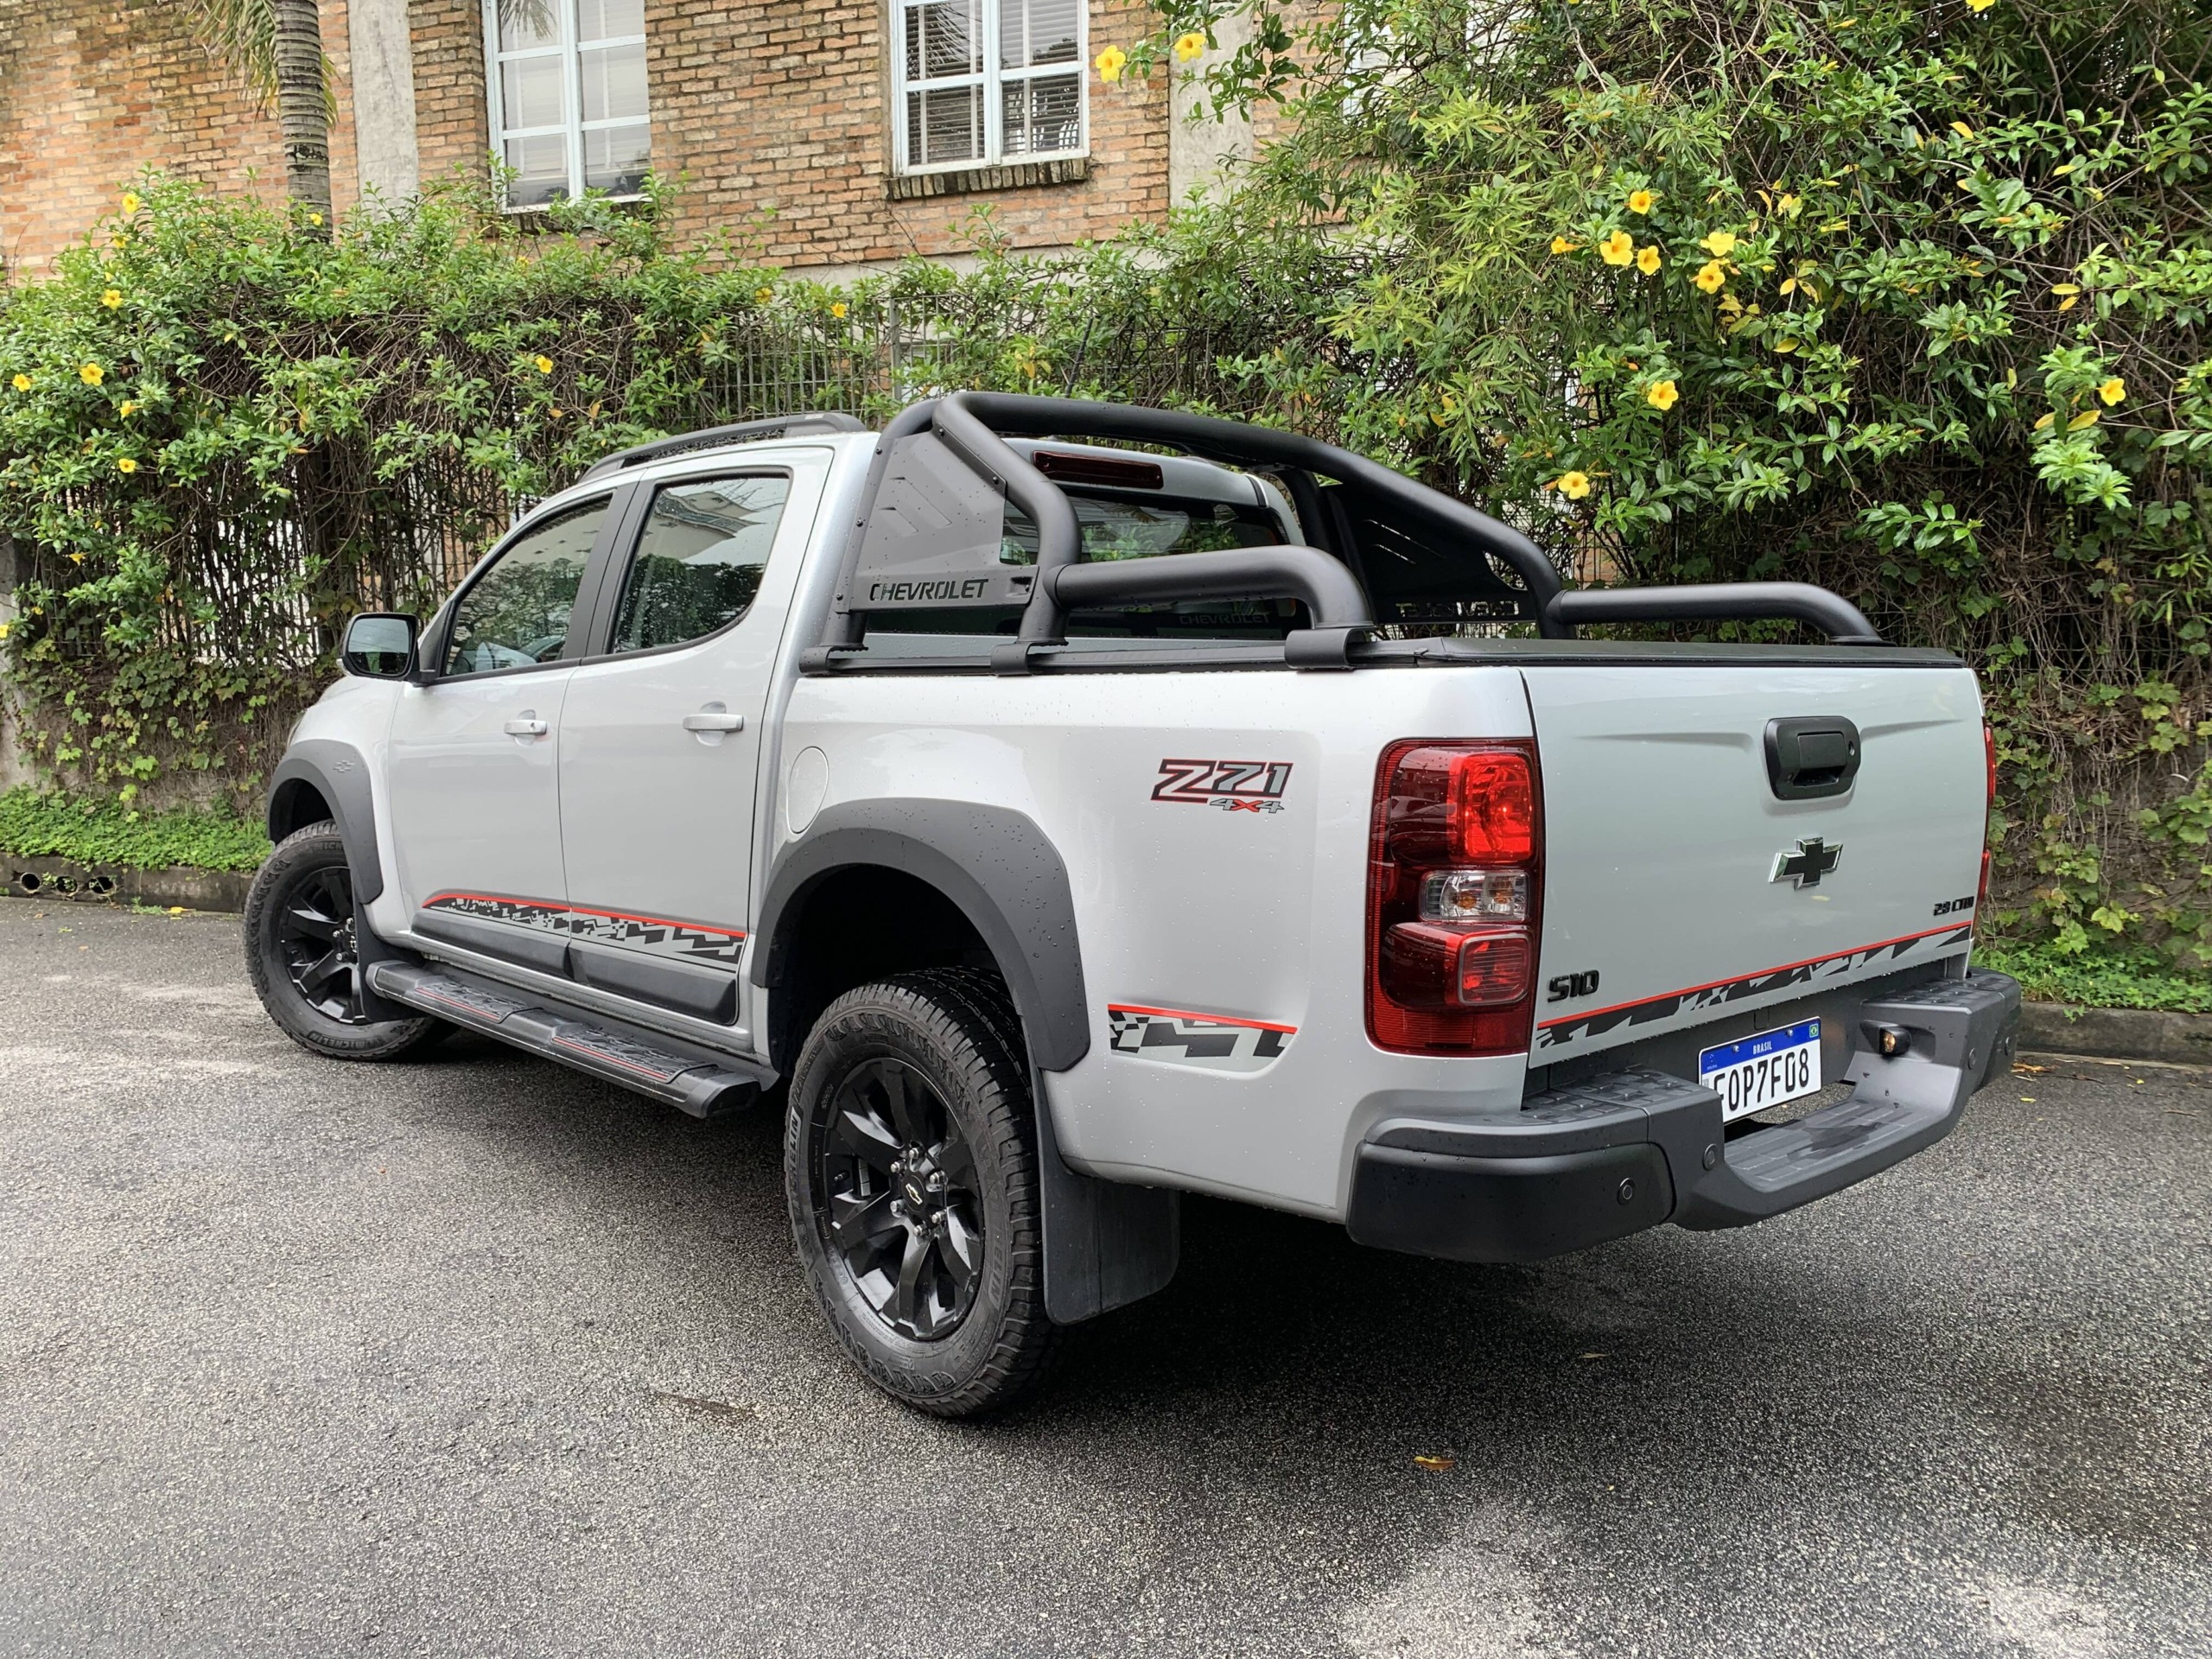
[1349,969,2024,1262]
[367,961,764,1119]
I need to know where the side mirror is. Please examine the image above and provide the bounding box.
[341,613,419,679]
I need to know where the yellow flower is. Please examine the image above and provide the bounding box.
[119,400,137,416]
[1646,378,1680,411]
[830,301,849,320]
[102,288,124,309]
[1967,0,1995,10]
[1627,188,1656,215]
[79,362,104,385]
[308,212,324,226]
[1598,229,1634,265]
[1554,470,1592,499]
[2068,409,2101,431]
[10,373,29,392]
[120,191,141,215]
[1636,244,1662,275]
[1778,193,1802,217]
[117,456,138,474]
[755,286,774,302]
[0,621,10,641]
[2098,377,2126,406]
[1550,235,1578,255]
[1173,31,1206,62]
[1095,44,1128,83]
[533,354,555,374]
[1694,260,1726,293]
[1700,230,1738,257]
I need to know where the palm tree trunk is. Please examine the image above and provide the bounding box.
[272,0,332,230]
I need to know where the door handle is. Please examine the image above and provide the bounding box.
[503,715,549,737]
[682,709,745,734]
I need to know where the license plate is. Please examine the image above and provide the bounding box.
[1698,1019,1822,1122]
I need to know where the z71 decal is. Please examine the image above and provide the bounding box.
[1152,759,1294,813]
[1107,1004,1295,1073]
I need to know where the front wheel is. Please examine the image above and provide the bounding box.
[243,821,448,1061]
[785,969,1058,1417]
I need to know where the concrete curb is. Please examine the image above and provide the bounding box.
[4,854,252,913]
[2016,999,2212,1069]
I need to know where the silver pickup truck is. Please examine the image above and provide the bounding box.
[245,394,2022,1415]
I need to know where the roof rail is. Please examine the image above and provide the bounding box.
[575,411,869,483]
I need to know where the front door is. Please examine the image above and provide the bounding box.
[385,493,614,919]
[554,467,806,1026]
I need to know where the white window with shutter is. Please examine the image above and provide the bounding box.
[895,0,1085,174]
[483,0,652,209]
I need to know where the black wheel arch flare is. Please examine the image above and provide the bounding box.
[267,738,385,905]
[753,799,1090,1074]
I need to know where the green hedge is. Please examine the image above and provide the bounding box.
[3,1,2210,977]
[0,787,270,873]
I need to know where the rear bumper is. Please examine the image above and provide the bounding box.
[1345,969,2022,1264]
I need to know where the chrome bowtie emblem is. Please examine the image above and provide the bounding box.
[1771,837,1843,888]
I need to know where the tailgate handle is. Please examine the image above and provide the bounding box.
[1764,716,1860,800]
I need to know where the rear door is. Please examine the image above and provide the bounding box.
[550,458,823,1026]
[1522,658,1986,1065]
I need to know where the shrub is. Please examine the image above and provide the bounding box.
[1106,0,2212,968]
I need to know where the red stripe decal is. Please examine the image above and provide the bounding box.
[550,1036,680,1082]
[1107,1002,1299,1035]
[1536,923,1966,1029]
[426,890,746,939]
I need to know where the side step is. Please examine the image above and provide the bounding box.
[367,961,766,1119]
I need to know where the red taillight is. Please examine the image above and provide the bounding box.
[1368,741,1542,1055]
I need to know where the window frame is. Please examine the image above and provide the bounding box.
[428,491,621,682]
[480,0,652,213]
[892,0,1088,177]
[575,469,798,664]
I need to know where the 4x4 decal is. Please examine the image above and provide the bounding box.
[1152,759,1294,812]
[1108,1003,1295,1073]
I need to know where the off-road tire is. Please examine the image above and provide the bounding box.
[785,969,1059,1417]
[243,821,448,1061]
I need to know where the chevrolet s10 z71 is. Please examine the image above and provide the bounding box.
[247,395,2023,1414]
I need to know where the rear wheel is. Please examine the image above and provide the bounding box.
[785,969,1058,1417]
[243,822,448,1061]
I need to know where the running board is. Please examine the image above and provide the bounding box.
[366,961,766,1119]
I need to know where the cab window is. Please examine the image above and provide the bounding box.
[443,497,608,676]
[607,474,791,653]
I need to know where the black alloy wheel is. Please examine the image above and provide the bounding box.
[819,1057,985,1340]
[785,969,1058,1416]
[276,862,369,1024]
[242,820,448,1061]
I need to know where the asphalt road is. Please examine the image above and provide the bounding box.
[1,905,2206,1658]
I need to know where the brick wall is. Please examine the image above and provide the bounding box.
[409,0,492,188]
[0,0,361,278]
[642,0,1167,271]
[0,0,1173,280]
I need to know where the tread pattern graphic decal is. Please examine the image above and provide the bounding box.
[423,892,745,965]
[1535,925,1975,1050]
[1107,1004,1295,1073]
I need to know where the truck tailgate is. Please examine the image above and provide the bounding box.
[1523,662,1986,1064]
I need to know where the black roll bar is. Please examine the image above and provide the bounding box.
[942,392,1568,635]
[1546,582,1884,645]
[1048,544,1370,626]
